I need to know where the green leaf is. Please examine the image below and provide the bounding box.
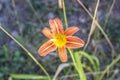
[79,51,98,72]
[74,52,86,80]
[10,74,48,80]
[91,55,100,71]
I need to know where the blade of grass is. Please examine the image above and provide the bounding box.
[58,69,118,79]
[79,51,98,72]
[10,74,48,79]
[74,52,86,80]
[53,62,92,80]
[26,0,44,26]
[0,24,51,80]
[53,63,73,80]
[91,55,100,71]
[68,49,86,80]
[62,0,68,28]
[83,0,100,51]
[99,54,120,80]
[77,51,100,79]
[58,0,62,8]
[77,0,115,56]
[103,0,115,29]
[91,55,100,79]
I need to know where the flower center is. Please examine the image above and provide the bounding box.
[53,33,67,48]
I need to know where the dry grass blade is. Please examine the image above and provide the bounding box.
[58,0,62,9]
[83,0,100,51]
[53,63,73,80]
[53,62,93,80]
[0,25,50,80]
[59,69,118,79]
[103,0,115,29]
[99,54,120,80]
[77,0,115,55]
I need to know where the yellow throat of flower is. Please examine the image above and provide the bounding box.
[53,33,67,48]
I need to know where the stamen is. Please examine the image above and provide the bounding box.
[53,33,67,48]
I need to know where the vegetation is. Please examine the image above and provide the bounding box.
[0,0,120,80]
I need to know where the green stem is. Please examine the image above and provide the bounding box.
[99,54,120,80]
[75,53,86,80]
[68,49,77,69]
[68,49,86,80]
[62,0,68,28]
[0,25,51,80]
[62,1,86,79]
[26,0,44,26]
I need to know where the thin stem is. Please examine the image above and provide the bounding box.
[68,49,81,79]
[83,0,100,51]
[26,0,44,26]
[0,24,51,80]
[67,49,75,64]
[103,0,115,29]
[75,54,86,80]
[62,0,68,28]
[62,1,86,79]
[77,0,115,56]
[68,49,86,80]
[99,54,120,80]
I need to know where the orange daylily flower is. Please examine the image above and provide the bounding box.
[38,18,84,62]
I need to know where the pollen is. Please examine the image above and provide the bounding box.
[53,33,67,48]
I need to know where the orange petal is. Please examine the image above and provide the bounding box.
[58,47,67,62]
[64,26,79,36]
[38,40,57,56]
[66,36,84,48]
[49,18,64,34]
[42,27,53,38]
